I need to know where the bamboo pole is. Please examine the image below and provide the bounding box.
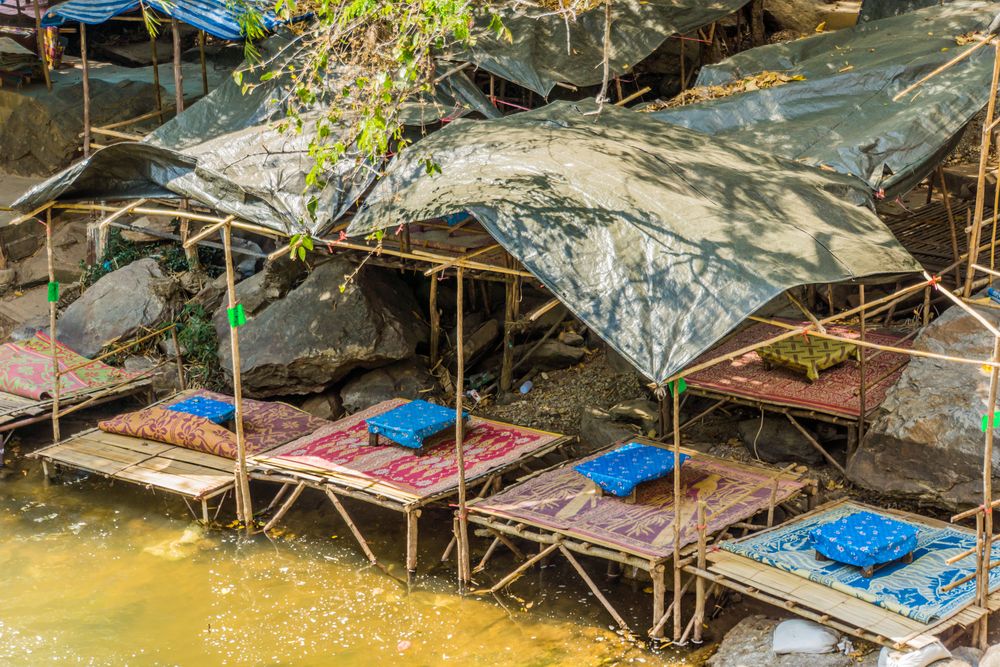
[32,0,51,90]
[150,30,163,123]
[858,285,867,444]
[429,276,440,366]
[80,23,91,158]
[198,31,208,96]
[651,562,666,639]
[171,19,184,114]
[46,209,60,445]
[979,335,1000,647]
[672,383,683,642]
[893,36,993,102]
[938,167,962,287]
[964,42,1000,297]
[455,267,471,588]
[693,499,707,643]
[222,224,252,532]
[500,266,521,391]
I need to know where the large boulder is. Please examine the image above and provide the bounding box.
[738,416,825,466]
[340,358,435,413]
[217,257,425,396]
[58,258,181,357]
[848,299,1000,509]
[707,615,875,667]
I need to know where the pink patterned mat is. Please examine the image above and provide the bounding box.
[257,399,566,500]
[471,450,807,560]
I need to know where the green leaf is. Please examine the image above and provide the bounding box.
[297,246,307,261]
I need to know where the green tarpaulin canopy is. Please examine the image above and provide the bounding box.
[348,101,921,384]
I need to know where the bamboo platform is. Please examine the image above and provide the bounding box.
[0,374,153,432]
[249,401,574,581]
[693,500,1000,651]
[32,427,234,521]
[466,440,814,639]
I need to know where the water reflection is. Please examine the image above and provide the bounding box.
[0,463,684,666]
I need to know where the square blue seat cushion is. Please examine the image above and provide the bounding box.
[166,396,235,425]
[573,442,690,497]
[366,400,468,450]
[810,511,919,569]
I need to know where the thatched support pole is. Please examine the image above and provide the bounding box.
[46,208,60,444]
[171,19,184,114]
[222,223,252,532]
[81,24,91,158]
[455,267,471,588]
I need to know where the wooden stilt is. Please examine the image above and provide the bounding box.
[222,224,252,532]
[486,541,559,593]
[262,482,292,514]
[323,489,381,568]
[964,43,1000,297]
[923,285,932,327]
[198,31,208,96]
[672,383,683,642]
[261,481,304,532]
[171,19,184,114]
[559,545,631,634]
[500,266,521,392]
[938,167,962,287]
[150,30,163,123]
[429,276,440,366]
[170,325,186,390]
[651,562,666,639]
[858,284,867,446]
[474,537,502,573]
[694,500,708,643]
[80,24,91,158]
[46,209,60,445]
[978,335,999,647]
[406,509,420,581]
[455,267,472,588]
[785,414,847,477]
[32,0,51,90]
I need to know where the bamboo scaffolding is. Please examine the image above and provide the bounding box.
[455,267,472,588]
[80,23,91,158]
[46,208,59,444]
[964,43,1000,297]
[672,383,683,642]
[171,20,184,114]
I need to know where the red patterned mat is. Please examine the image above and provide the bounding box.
[684,322,911,418]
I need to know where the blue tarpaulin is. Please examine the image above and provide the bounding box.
[41,0,283,41]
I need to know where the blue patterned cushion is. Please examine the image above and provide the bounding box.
[810,511,919,569]
[366,400,468,450]
[573,442,689,497]
[166,396,235,425]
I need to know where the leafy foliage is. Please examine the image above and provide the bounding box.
[176,303,227,389]
[81,229,223,287]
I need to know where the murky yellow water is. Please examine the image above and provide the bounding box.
[0,461,692,666]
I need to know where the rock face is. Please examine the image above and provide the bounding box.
[340,359,435,413]
[764,0,823,34]
[848,300,1000,509]
[738,416,824,465]
[58,258,180,357]
[16,220,87,287]
[579,407,638,453]
[218,257,425,397]
[514,339,585,372]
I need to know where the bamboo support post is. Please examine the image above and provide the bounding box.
[672,383,683,642]
[651,563,666,639]
[46,208,60,445]
[182,215,235,248]
[222,224,252,531]
[649,573,696,637]
[323,489,382,569]
[150,30,163,123]
[486,540,560,593]
[964,42,1000,297]
[693,500,708,643]
[474,536,502,573]
[785,414,846,476]
[500,265,521,391]
[559,544,632,635]
[858,284,867,445]
[81,24,91,158]
[170,325,186,390]
[261,481,305,532]
[938,167,962,286]
[32,0,51,90]
[979,335,999,646]
[429,276,440,366]
[171,19,184,114]
[455,267,471,588]
[406,509,420,580]
[198,31,208,96]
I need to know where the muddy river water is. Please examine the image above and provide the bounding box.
[0,452,697,666]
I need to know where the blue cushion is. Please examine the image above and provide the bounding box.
[810,511,919,569]
[573,442,689,497]
[166,396,235,425]
[366,400,468,450]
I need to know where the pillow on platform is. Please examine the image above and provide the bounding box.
[99,406,239,459]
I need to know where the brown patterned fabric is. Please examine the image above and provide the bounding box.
[98,390,331,458]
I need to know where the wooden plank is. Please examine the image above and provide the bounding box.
[114,458,230,497]
[157,446,233,472]
[57,438,153,467]
[40,444,137,476]
[83,432,173,456]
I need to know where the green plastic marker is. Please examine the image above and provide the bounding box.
[47,281,59,303]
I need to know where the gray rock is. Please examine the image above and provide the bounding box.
[120,215,174,243]
[463,319,501,365]
[0,268,16,291]
[217,257,425,396]
[58,258,180,358]
[707,615,874,667]
[579,407,637,453]
[952,646,983,667]
[300,390,343,421]
[764,0,823,34]
[738,416,825,465]
[609,399,659,432]
[16,221,86,287]
[515,339,585,372]
[558,329,586,347]
[848,298,1000,509]
[340,359,435,413]
[981,643,1000,667]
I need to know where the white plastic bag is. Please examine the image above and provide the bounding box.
[771,619,839,654]
[877,642,951,667]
